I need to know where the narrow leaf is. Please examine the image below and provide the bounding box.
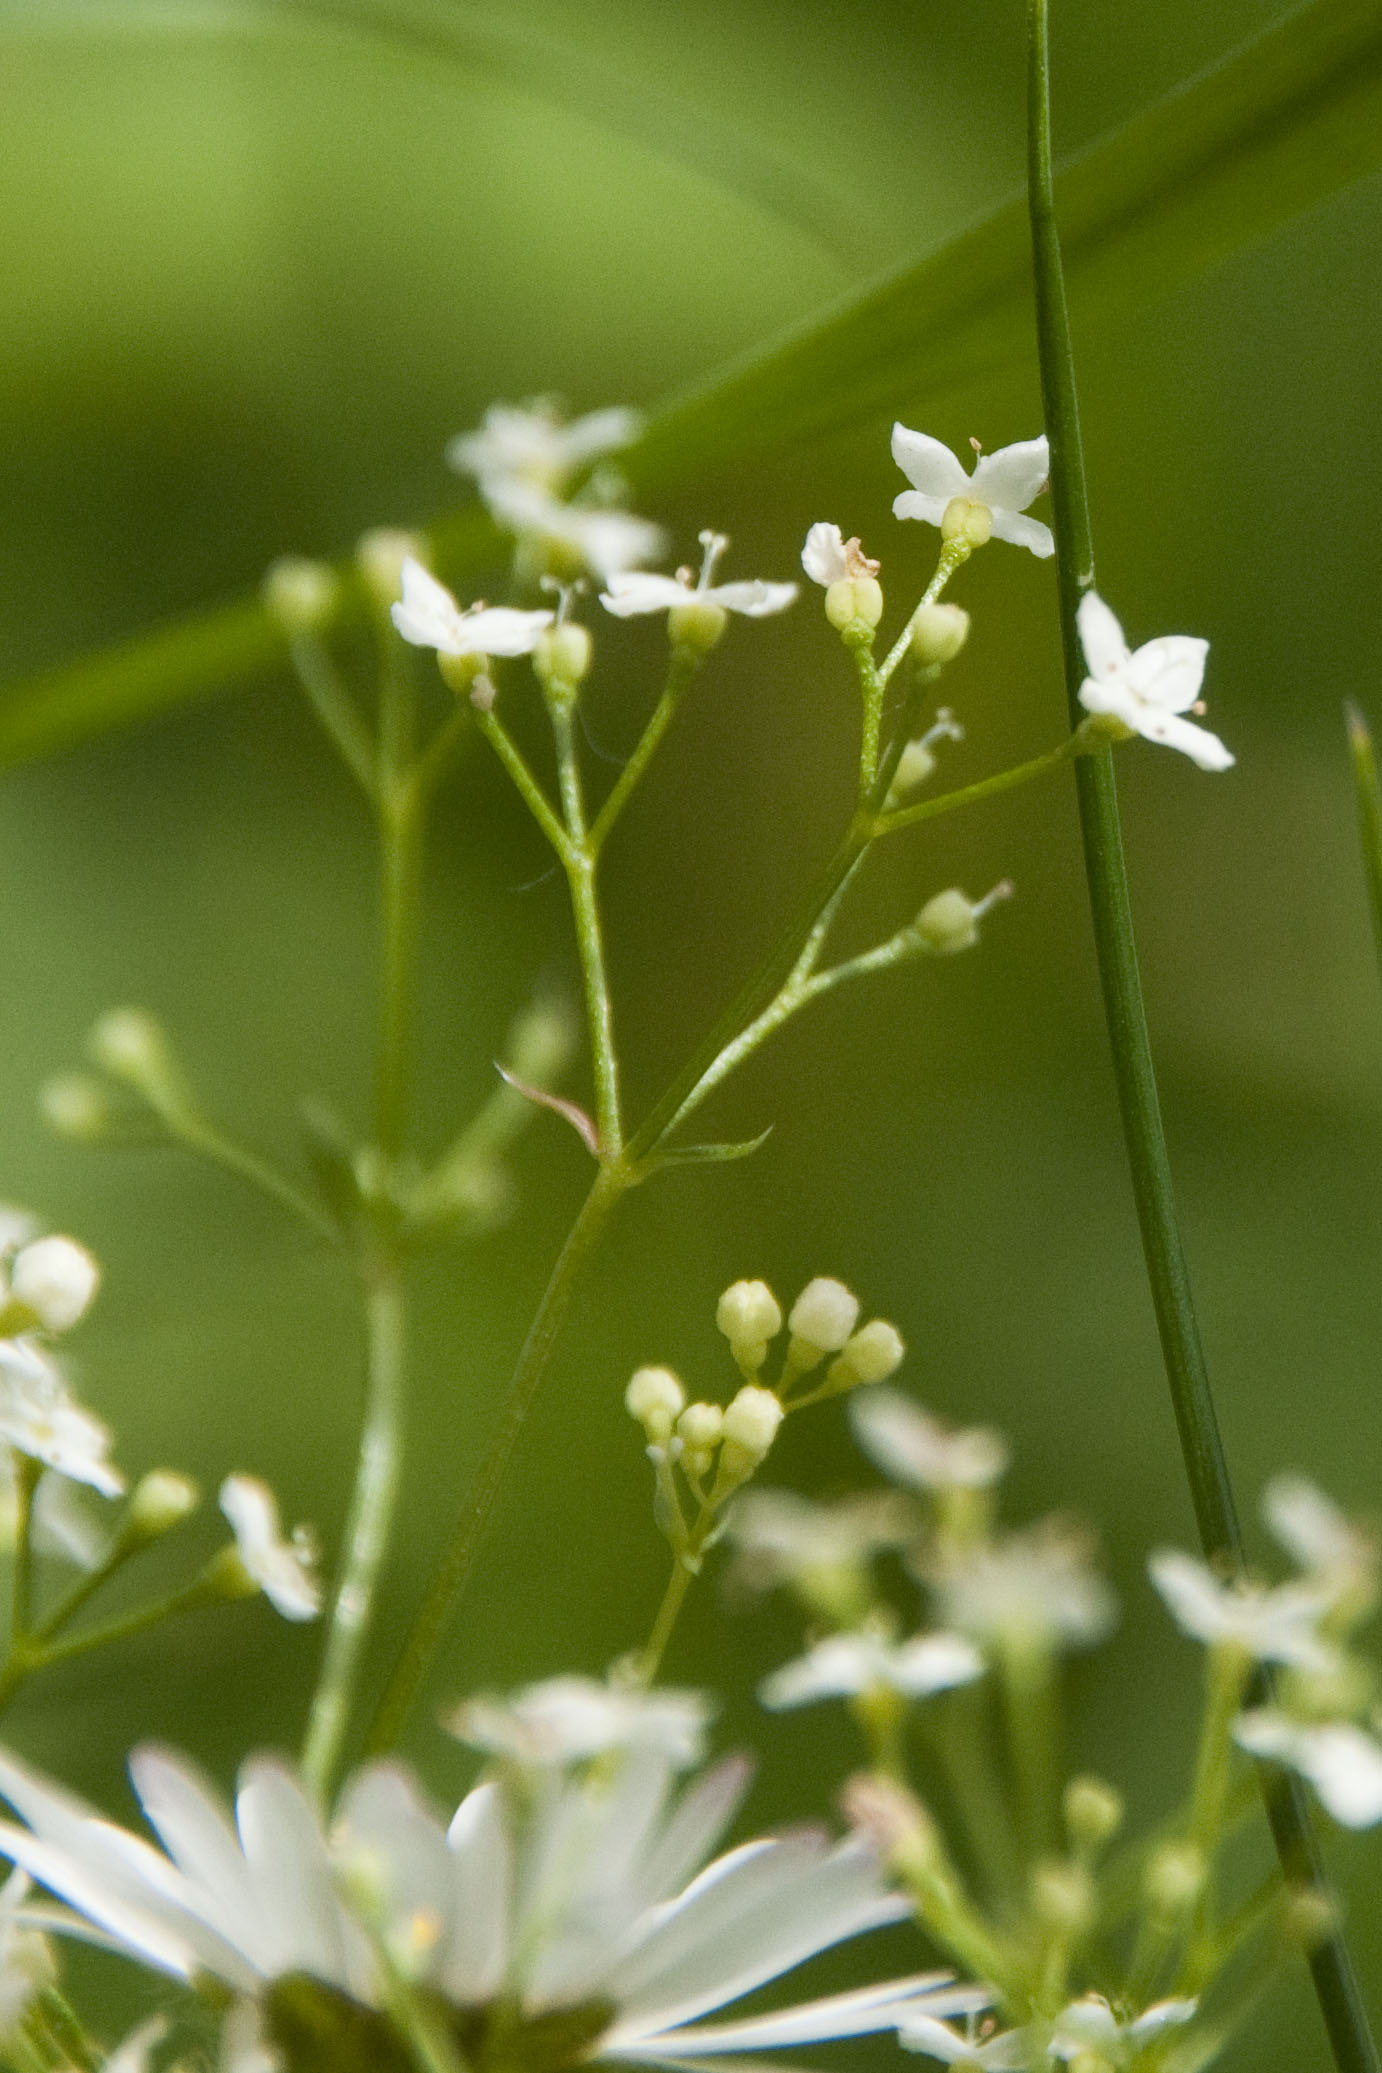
[644,1127,773,1173]
[1345,700,1382,981]
[4,0,1381,766]
[495,1064,600,1159]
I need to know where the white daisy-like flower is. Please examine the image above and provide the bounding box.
[1234,1711,1382,1828]
[890,428,1052,558]
[1075,592,1232,772]
[1148,1550,1335,1669]
[0,1341,123,1498]
[801,525,880,587]
[601,531,797,621]
[759,1630,984,1712]
[486,479,665,580]
[1262,1475,1377,1607]
[930,1522,1116,1655]
[447,1676,711,1770]
[0,1741,987,2063]
[899,2011,1038,2068]
[850,1391,1008,1494]
[219,1476,320,1622]
[389,558,553,661]
[1047,1994,1197,2066]
[447,401,642,495]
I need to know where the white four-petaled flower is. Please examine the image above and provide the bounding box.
[850,1390,1009,1493]
[447,401,641,495]
[1148,1550,1334,1668]
[219,1475,320,1622]
[447,1675,711,1770]
[601,531,798,621]
[485,479,665,580]
[1047,1994,1197,2066]
[890,429,1053,558]
[1262,1474,1377,1608]
[390,558,554,660]
[0,1341,123,1497]
[1076,592,1232,771]
[801,524,880,587]
[1234,1711,1382,1828]
[759,1630,984,1711]
[929,1521,1116,1655]
[0,1741,986,2063]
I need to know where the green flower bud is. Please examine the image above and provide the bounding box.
[1063,1774,1124,1852]
[39,1074,116,1143]
[126,1469,201,1543]
[915,888,982,955]
[909,603,970,667]
[357,528,425,608]
[941,496,992,548]
[535,623,593,691]
[625,1366,686,1445]
[262,557,341,637]
[668,600,728,654]
[824,576,884,633]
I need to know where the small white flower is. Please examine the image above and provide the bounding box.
[1075,591,1232,771]
[0,1210,39,1257]
[787,1277,860,1356]
[0,1740,986,2060]
[1262,1475,1377,1606]
[486,479,665,579]
[1047,1993,1196,2066]
[448,401,641,495]
[8,1235,100,1333]
[801,524,880,587]
[0,1342,123,1497]
[760,1630,984,1711]
[1149,1550,1335,1668]
[900,2012,1036,2068]
[1234,1710,1382,1828]
[932,1522,1116,1654]
[447,1676,711,1769]
[891,428,1052,557]
[219,1475,320,1622]
[390,558,553,660]
[851,1390,1008,1493]
[726,1489,916,1596]
[601,531,797,620]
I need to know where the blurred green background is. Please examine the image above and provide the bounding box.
[1,0,1380,2060]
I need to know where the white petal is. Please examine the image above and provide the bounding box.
[1148,1550,1228,1642]
[235,1760,352,1991]
[390,559,463,649]
[1075,592,1129,681]
[129,1748,253,1915]
[443,1782,512,2001]
[890,427,970,503]
[1122,635,1209,714]
[99,2015,169,2073]
[1128,1999,1197,2041]
[631,1975,982,2054]
[984,509,1054,559]
[1263,1476,1369,1580]
[891,1634,986,1697]
[561,406,643,465]
[801,524,849,587]
[1135,709,1235,773]
[600,573,696,618]
[1236,1713,1382,1828]
[970,437,1048,514]
[706,581,798,618]
[459,607,554,657]
[636,1759,752,1905]
[891,491,952,530]
[759,1637,879,1708]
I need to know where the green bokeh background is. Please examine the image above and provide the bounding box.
[0,0,1380,2060]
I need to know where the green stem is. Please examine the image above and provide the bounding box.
[877,543,971,687]
[0,1573,219,1700]
[550,701,623,1155]
[633,1556,697,1688]
[9,1453,38,1642]
[167,1115,339,1242]
[409,702,474,811]
[290,633,378,799]
[1000,1638,1060,1865]
[1027,6,1378,2069]
[876,732,1085,839]
[590,650,699,854]
[302,1263,407,1802]
[474,709,573,862]
[364,1164,627,1752]
[376,792,424,1163]
[1345,702,1382,981]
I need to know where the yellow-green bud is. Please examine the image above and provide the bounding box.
[262,557,341,637]
[38,1074,115,1144]
[720,1385,784,1475]
[1144,1841,1205,1916]
[909,602,970,667]
[127,1469,200,1543]
[88,1006,174,1086]
[437,650,487,696]
[787,1276,860,1356]
[1030,1857,1094,1934]
[676,1402,724,1476]
[1284,1888,1339,1951]
[1063,1774,1124,1852]
[824,576,884,633]
[940,497,992,549]
[888,739,938,799]
[357,528,425,608]
[828,1319,905,1387]
[915,889,981,956]
[716,1279,783,1360]
[534,623,593,691]
[668,601,728,654]
[625,1366,686,1445]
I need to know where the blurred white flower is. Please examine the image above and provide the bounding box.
[6,1236,100,1334]
[447,1676,711,1769]
[219,1476,320,1622]
[1075,592,1232,772]
[1262,1475,1377,1609]
[0,1342,123,1497]
[1047,1993,1196,2065]
[390,558,553,660]
[448,401,641,495]
[932,1521,1116,1654]
[1148,1550,1334,1668]
[850,1391,1008,1493]
[601,532,797,620]
[801,525,879,587]
[726,1489,915,1590]
[486,479,664,580]
[900,2011,1037,2068]
[890,428,1052,557]
[0,1742,985,2062]
[760,1631,984,1712]
[0,1210,39,1258]
[1234,1711,1382,1828]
